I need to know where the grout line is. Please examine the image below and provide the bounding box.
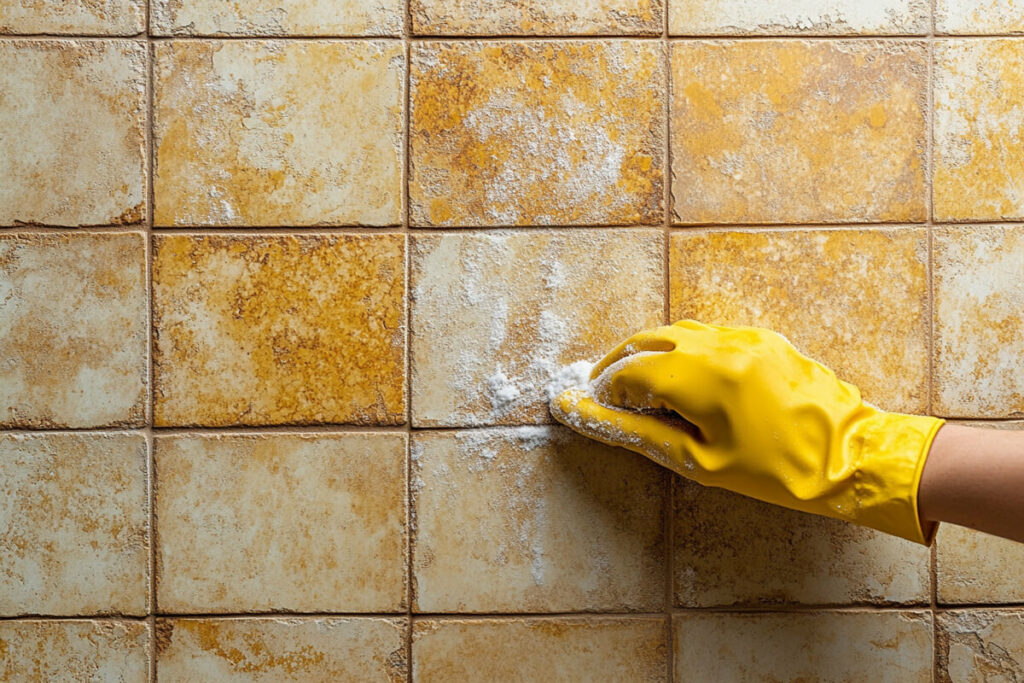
[927,4,939,682]
[144,5,157,677]
[402,3,414,680]
[661,10,675,682]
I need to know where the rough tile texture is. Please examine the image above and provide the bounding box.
[412,427,666,612]
[411,230,663,427]
[154,40,404,227]
[0,232,148,429]
[155,434,407,613]
[933,226,1024,418]
[934,40,1024,222]
[410,0,662,35]
[0,620,149,680]
[0,433,148,616]
[0,40,145,226]
[937,0,1024,34]
[0,0,145,34]
[670,0,929,35]
[412,618,667,680]
[938,611,1024,682]
[156,618,407,681]
[670,40,927,224]
[675,612,933,681]
[152,234,405,427]
[151,0,403,35]
[410,41,664,226]
[670,229,930,414]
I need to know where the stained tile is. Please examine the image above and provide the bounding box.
[155,434,407,613]
[669,0,927,35]
[411,229,663,427]
[0,620,149,680]
[933,226,1024,417]
[154,40,404,227]
[412,618,667,681]
[1,0,144,34]
[152,234,405,427]
[934,40,1024,222]
[411,0,662,35]
[0,232,148,428]
[0,40,145,226]
[157,618,408,681]
[937,1,1024,35]
[669,228,929,414]
[937,611,1024,682]
[410,41,665,226]
[670,40,927,224]
[674,612,933,681]
[412,427,666,612]
[151,0,403,36]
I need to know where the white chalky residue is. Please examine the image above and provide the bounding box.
[674,0,928,34]
[936,0,1024,33]
[544,360,596,401]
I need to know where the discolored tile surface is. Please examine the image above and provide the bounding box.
[0,620,149,680]
[155,434,407,613]
[674,612,933,681]
[154,40,404,227]
[937,611,1024,682]
[412,618,667,681]
[156,618,408,681]
[670,40,927,224]
[934,40,1024,222]
[1,0,145,34]
[409,41,665,226]
[411,0,662,35]
[412,427,667,613]
[933,226,1024,418]
[0,40,145,226]
[0,232,148,429]
[669,228,930,414]
[152,234,405,427]
[669,0,929,35]
[410,230,663,427]
[937,0,1024,35]
[151,0,403,35]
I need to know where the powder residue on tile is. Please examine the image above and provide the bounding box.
[410,0,663,36]
[669,0,929,35]
[936,0,1024,34]
[151,0,403,36]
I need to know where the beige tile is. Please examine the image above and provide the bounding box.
[154,40,404,227]
[674,612,933,681]
[410,41,665,226]
[934,40,1024,222]
[152,234,405,427]
[1,0,144,34]
[669,228,930,414]
[670,0,928,35]
[0,433,149,616]
[0,40,145,226]
[0,620,149,680]
[937,1,1024,35]
[411,0,662,35]
[155,434,407,613]
[412,617,667,681]
[152,0,403,35]
[670,40,927,224]
[157,618,407,681]
[933,226,1024,418]
[0,232,148,428]
[410,229,663,427]
[938,610,1024,682]
[412,427,666,612]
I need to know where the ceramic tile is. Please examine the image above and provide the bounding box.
[669,228,929,414]
[0,620,149,680]
[0,40,145,226]
[410,229,663,427]
[934,40,1024,222]
[0,232,148,429]
[937,1,1024,35]
[1,0,145,34]
[937,610,1024,682]
[669,0,928,35]
[410,0,662,35]
[155,434,407,613]
[409,41,665,226]
[152,0,403,35]
[152,234,405,427]
[154,40,404,227]
[670,40,927,224]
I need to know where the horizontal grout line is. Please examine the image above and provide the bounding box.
[935,602,1024,610]
[155,611,409,619]
[151,424,410,434]
[670,605,934,614]
[409,612,669,620]
[668,223,929,232]
[150,226,404,234]
[0,614,150,622]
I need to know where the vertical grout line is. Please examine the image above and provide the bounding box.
[927,1,939,680]
[144,2,157,678]
[403,3,414,682]
[662,6,674,681]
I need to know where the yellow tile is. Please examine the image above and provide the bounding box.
[152,234,405,427]
[152,0,403,35]
[669,228,929,414]
[156,618,407,681]
[0,620,149,680]
[934,40,1024,222]
[933,226,1024,417]
[412,427,666,612]
[0,0,144,35]
[412,618,667,681]
[411,229,663,426]
[674,612,932,681]
[938,611,1024,681]
[155,434,407,613]
[670,40,927,224]
[411,0,662,35]
[154,40,404,227]
[410,41,665,226]
[0,41,145,226]
[0,232,148,428]
[937,1,1024,34]
[670,0,928,35]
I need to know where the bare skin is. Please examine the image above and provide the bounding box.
[919,424,1024,543]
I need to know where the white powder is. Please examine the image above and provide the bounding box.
[544,359,596,401]
[485,368,522,417]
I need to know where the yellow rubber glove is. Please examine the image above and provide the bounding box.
[550,320,944,545]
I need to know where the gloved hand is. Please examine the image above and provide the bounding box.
[550,320,945,545]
